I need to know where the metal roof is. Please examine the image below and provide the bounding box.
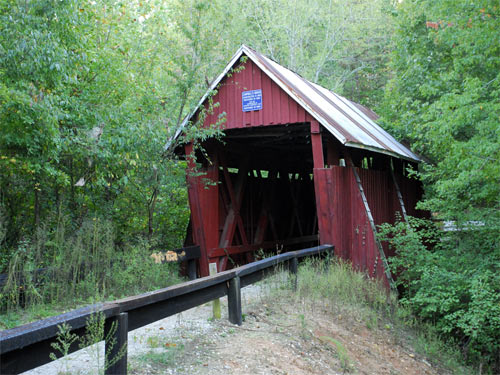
[169,45,420,162]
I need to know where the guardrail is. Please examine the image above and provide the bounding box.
[0,244,333,375]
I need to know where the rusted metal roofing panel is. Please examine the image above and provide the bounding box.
[169,45,420,162]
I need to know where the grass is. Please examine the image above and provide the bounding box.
[135,341,185,371]
[136,345,184,367]
[319,336,354,373]
[407,321,473,374]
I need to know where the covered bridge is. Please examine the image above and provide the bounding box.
[172,45,423,285]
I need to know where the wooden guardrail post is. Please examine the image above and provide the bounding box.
[209,263,221,319]
[290,257,298,291]
[228,276,242,325]
[105,312,128,375]
[187,259,197,280]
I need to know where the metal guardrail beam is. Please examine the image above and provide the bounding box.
[0,244,334,375]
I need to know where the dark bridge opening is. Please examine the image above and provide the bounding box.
[185,123,320,276]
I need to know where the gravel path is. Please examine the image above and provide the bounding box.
[21,284,266,375]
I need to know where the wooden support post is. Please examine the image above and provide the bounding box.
[209,263,221,319]
[105,312,128,375]
[326,138,339,167]
[228,276,242,325]
[310,120,324,169]
[311,120,328,245]
[187,259,197,280]
[289,257,298,291]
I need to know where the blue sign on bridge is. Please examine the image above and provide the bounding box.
[242,89,263,112]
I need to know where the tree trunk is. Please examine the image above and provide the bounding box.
[147,190,158,240]
[147,166,159,239]
[34,183,40,229]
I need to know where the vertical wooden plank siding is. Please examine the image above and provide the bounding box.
[313,169,332,245]
[184,144,219,277]
[184,143,207,276]
[202,59,310,129]
[201,161,219,254]
[353,166,393,286]
[312,165,409,285]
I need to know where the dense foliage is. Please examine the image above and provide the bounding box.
[1,218,181,325]
[381,0,499,219]
[0,0,233,260]
[380,0,499,370]
[0,0,233,314]
[379,217,500,369]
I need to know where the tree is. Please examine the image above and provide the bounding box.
[0,0,211,249]
[220,0,394,107]
[381,0,499,220]
[379,0,500,368]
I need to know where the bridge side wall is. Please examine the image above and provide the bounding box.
[314,162,422,284]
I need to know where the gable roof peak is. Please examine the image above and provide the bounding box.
[169,45,419,162]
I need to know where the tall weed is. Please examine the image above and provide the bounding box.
[296,257,394,317]
[0,216,181,319]
[0,203,7,266]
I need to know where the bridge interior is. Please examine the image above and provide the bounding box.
[184,123,323,276]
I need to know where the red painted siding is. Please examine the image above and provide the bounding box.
[201,59,313,129]
[185,144,219,276]
[314,166,410,283]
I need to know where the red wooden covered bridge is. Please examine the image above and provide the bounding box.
[171,45,423,286]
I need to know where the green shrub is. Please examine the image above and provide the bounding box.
[378,216,500,370]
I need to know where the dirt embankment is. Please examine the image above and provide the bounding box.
[128,285,445,375]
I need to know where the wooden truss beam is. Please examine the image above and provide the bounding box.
[218,154,249,271]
